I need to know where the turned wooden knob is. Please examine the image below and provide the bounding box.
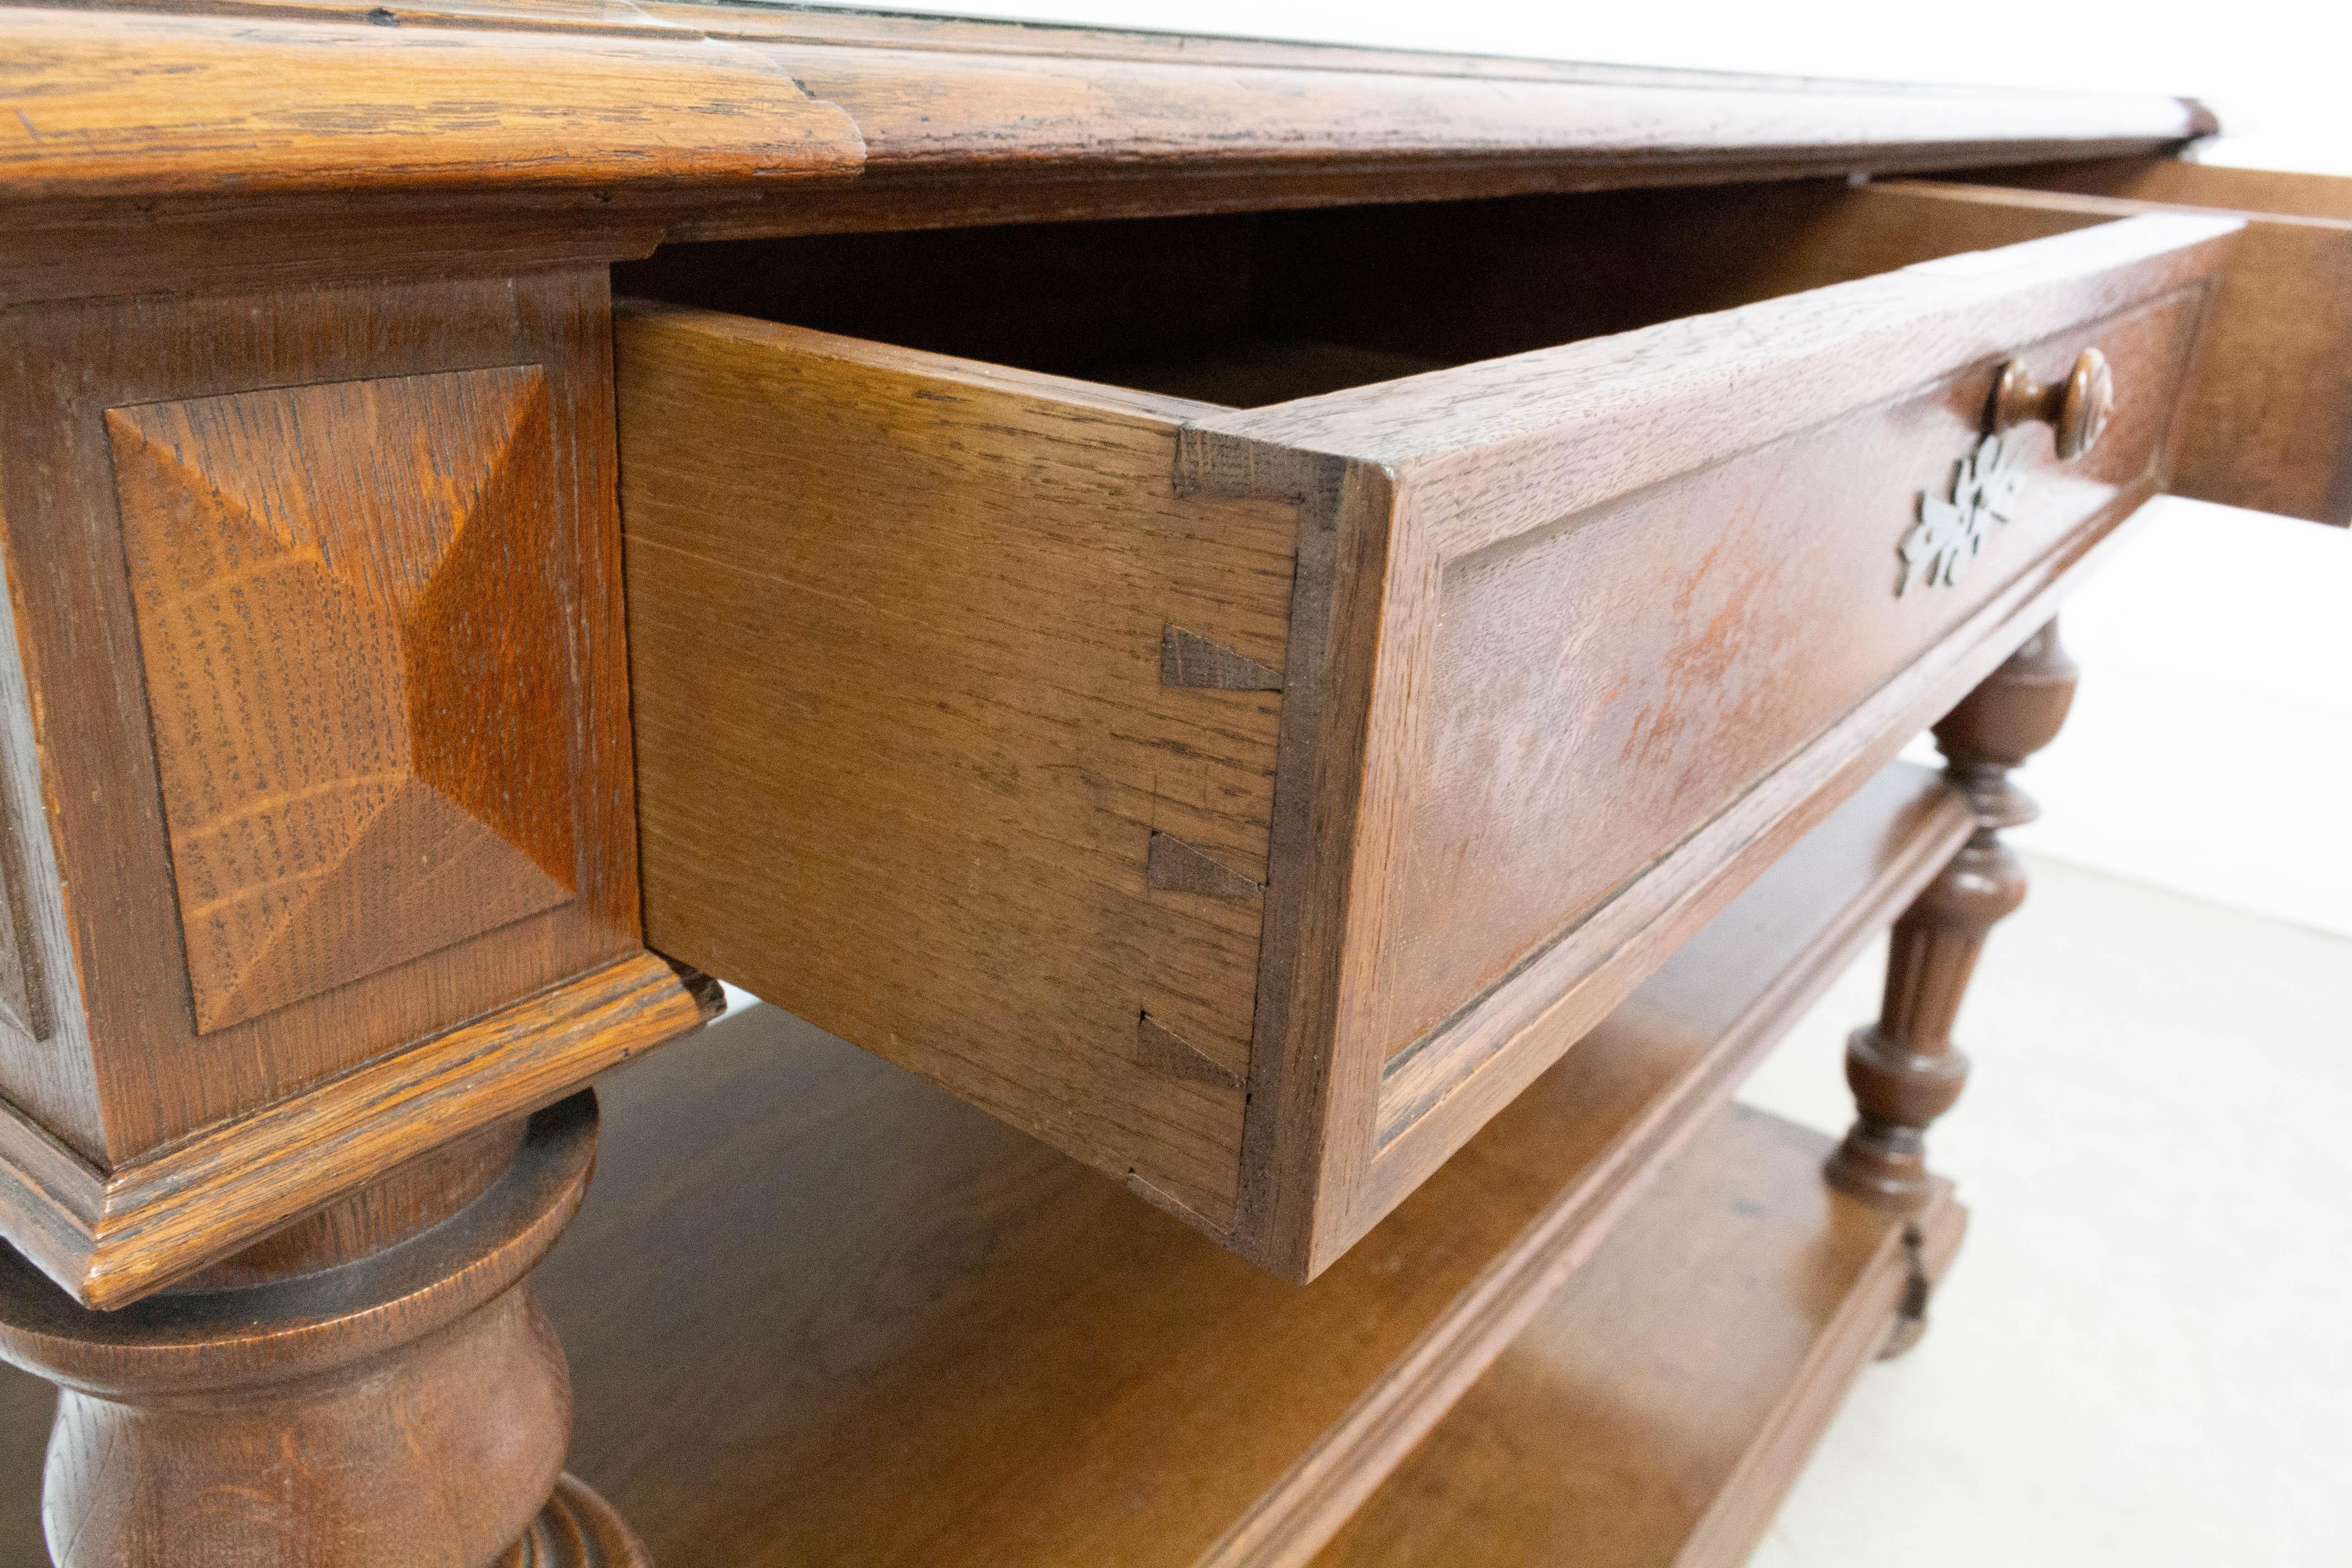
[1989,348,2112,460]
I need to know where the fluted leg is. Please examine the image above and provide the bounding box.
[1828,620,2078,1209]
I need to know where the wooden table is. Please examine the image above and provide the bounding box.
[0,8,2342,1564]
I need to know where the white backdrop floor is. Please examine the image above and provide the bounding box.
[1740,854,2352,1568]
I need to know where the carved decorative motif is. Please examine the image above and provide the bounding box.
[108,367,578,1034]
[1898,432,2026,596]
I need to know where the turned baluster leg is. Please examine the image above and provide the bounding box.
[1828,620,2079,1209]
[0,1095,643,1568]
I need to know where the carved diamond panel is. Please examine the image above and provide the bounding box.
[108,367,578,1034]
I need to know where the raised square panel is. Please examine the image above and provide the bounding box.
[108,367,577,1034]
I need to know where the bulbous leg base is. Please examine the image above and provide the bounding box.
[0,1096,627,1568]
[1825,1114,1936,1211]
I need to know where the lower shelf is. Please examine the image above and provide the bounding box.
[1312,1106,1965,1568]
[526,761,1969,1568]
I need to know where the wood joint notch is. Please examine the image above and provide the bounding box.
[1137,1014,1245,1093]
[1146,831,1262,902]
[1160,623,1282,691]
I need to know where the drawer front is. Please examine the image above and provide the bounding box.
[1186,208,2239,1268]
[1387,291,2196,1071]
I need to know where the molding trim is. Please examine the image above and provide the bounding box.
[0,951,718,1310]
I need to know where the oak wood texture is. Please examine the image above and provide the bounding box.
[532,760,1968,1568]
[0,952,713,1310]
[620,188,2235,1278]
[168,1116,526,1293]
[1832,621,2078,1208]
[1828,836,2023,1207]
[1196,202,2230,1279]
[0,262,720,1306]
[1982,157,2352,223]
[110,365,579,1035]
[0,266,637,1157]
[0,5,864,203]
[688,36,2205,244]
[1926,162,2352,524]
[0,1094,642,1568]
[0,16,2307,1561]
[1310,1108,1966,1568]
[616,302,1294,1236]
[0,0,2206,235]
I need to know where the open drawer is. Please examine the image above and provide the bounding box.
[612,182,2239,1278]
[1911,157,2352,523]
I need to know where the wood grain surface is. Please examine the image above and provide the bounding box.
[1359,291,2191,1073]
[167,1117,526,1292]
[0,1096,605,1568]
[0,0,2205,233]
[0,5,864,201]
[0,15,2312,1559]
[617,301,1296,1237]
[1959,154,2352,223]
[525,760,1962,1568]
[0,266,643,1169]
[1182,202,2236,1274]
[0,951,713,1309]
[110,366,578,1035]
[1310,1109,1966,1568]
[618,190,2234,1279]
[662,6,2206,241]
[1833,623,2075,1209]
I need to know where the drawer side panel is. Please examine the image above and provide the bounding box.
[617,304,1296,1234]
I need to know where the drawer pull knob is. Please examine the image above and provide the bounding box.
[1990,348,2112,460]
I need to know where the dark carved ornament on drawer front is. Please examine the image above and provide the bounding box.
[1898,431,2027,596]
[108,366,579,1035]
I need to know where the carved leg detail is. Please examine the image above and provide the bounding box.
[1828,830,2024,1207]
[1828,620,2078,1211]
[0,1094,642,1568]
[500,1476,652,1568]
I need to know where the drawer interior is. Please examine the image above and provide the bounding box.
[613,179,2113,405]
